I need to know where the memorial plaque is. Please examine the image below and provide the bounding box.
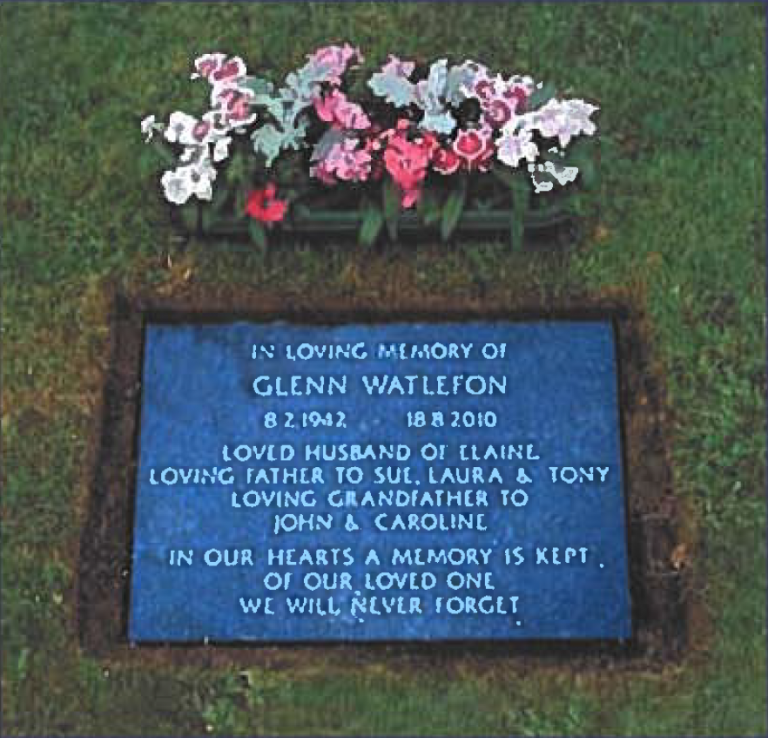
[128,320,631,642]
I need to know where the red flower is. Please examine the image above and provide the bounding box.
[245,184,288,223]
[453,128,495,172]
[432,146,461,175]
[420,132,440,158]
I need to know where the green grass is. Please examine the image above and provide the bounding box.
[1,2,765,735]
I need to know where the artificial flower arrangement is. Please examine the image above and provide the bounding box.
[141,45,599,248]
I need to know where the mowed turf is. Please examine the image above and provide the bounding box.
[1,3,765,736]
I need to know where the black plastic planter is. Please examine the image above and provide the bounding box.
[173,203,582,250]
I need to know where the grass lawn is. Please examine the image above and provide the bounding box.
[1,2,765,736]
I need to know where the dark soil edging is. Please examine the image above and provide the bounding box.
[76,285,690,671]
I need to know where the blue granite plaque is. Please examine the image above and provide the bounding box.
[128,320,631,642]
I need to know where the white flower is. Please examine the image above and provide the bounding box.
[532,101,570,144]
[192,53,247,88]
[190,171,213,200]
[179,146,201,164]
[212,136,231,162]
[161,168,194,204]
[194,156,217,184]
[506,74,536,96]
[457,60,489,97]
[209,86,258,129]
[546,161,580,186]
[164,112,198,145]
[191,52,227,80]
[187,156,217,201]
[140,115,160,142]
[160,157,217,204]
[530,99,598,148]
[163,112,216,146]
[528,160,580,195]
[565,99,598,137]
[532,176,554,194]
[497,125,539,168]
[202,109,231,134]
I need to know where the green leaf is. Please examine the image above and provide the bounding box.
[240,75,275,96]
[358,199,384,247]
[368,66,416,108]
[567,193,587,216]
[382,179,400,241]
[576,157,597,189]
[511,174,532,208]
[251,124,286,167]
[248,219,267,249]
[491,166,519,190]
[16,647,29,680]
[150,139,177,166]
[417,187,442,226]
[228,152,248,185]
[138,147,162,177]
[509,175,530,252]
[179,202,199,233]
[201,187,229,232]
[528,82,557,109]
[234,188,247,218]
[200,206,213,233]
[210,185,230,213]
[440,176,467,242]
[566,144,599,190]
[510,210,524,252]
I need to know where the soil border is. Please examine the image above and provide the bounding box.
[76,285,689,671]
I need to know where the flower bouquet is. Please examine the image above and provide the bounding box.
[141,45,599,249]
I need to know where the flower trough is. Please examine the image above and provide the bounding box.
[142,46,600,249]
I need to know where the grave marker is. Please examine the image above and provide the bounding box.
[128,320,631,642]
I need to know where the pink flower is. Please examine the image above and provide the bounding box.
[453,127,495,172]
[331,142,372,181]
[310,138,372,183]
[314,90,371,130]
[382,127,433,208]
[363,135,385,181]
[307,44,362,85]
[309,160,336,185]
